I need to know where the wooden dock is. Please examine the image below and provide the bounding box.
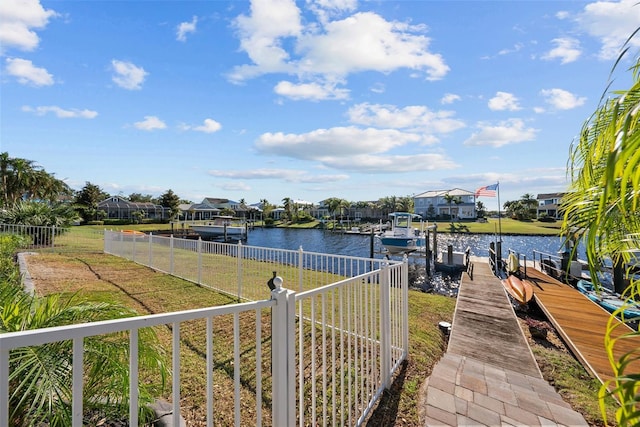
[420,258,589,425]
[448,259,541,378]
[523,266,640,385]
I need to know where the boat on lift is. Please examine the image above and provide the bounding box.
[378,212,423,254]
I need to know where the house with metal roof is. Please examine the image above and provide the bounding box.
[178,198,249,220]
[413,188,477,220]
[97,196,169,221]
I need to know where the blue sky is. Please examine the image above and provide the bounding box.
[2,0,639,207]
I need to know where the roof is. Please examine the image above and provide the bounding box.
[97,197,164,209]
[414,188,475,198]
[536,192,566,200]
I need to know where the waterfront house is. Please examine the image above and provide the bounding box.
[413,189,477,220]
[97,196,169,221]
[536,193,566,220]
[178,197,248,220]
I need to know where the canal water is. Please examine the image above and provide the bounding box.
[243,228,578,297]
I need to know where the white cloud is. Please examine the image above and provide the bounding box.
[111,59,148,90]
[307,0,357,24]
[0,0,57,52]
[441,93,461,105]
[229,4,449,90]
[540,88,586,110]
[296,12,448,80]
[542,37,581,64]
[274,80,350,101]
[575,0,640,60]
[256,126,420,160]
[497,43,524,56]
[209,168,349,183]
[22,105,98,118]
[323,153,458,173]
[5,57,53,86]
[254,126,459,172]
[177,16,198,42]
[134,116,166,130]
[488,92,521,111]
[370,83,385,94]
[463,119,537,147]
[194,118,222,133]
[347,103,465,136]
[231,0,302,79]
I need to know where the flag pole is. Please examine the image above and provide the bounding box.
[497,181,502,270]
[497,181,502,241]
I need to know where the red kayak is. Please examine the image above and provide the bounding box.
[501,275,534,305]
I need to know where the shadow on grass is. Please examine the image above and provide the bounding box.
[365,359,408,426]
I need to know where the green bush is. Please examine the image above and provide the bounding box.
[0,233,169,425]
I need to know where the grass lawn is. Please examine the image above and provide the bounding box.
[24,250,455,426]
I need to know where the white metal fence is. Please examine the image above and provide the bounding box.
[103,230,396,302]
[1,223,104,253]
[2,227,409,426]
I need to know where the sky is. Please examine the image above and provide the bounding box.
[2,0,640,207]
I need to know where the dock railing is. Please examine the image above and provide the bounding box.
[2,227,409,426]
[532,249,584,283]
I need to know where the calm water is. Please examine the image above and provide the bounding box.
[244,227,577,261]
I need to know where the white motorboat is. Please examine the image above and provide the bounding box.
[378,212,422,254]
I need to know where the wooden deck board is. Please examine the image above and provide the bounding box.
[448,261,541,378]
[524,266,640,384]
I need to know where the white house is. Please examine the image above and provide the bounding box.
[536,193,565,219]
[414,188,477,220]
[178,198,247,220]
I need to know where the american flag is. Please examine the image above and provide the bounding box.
[475,183,498,197]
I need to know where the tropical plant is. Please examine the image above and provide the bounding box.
[377,196,399,215]
[0,201,79,227]
[504,194,538,220]
[0,235,168,425]
[127,192,154,203]
[476,201,487,218]
[0,153,71,209]
[74,182,110,222]
[443,193,460,223]
[397,195,414,213]
[158,189,181,220]
[561,41,640,425]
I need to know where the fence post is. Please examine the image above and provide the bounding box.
[271,278,295,427]
[51,226,55,252]
[380,262,391,389]
[197,237,203,285]
[132,233,137,263]
[402,257,409,355]
[298,246,304,292]
[237,241,243,300]
[170,235,174,275]
[148,233,153,267]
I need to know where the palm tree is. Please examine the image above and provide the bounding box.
[0,236,168,425]
[561,45,640,424]
[443,193,459,223]
[282,197,293,222]
[0,154,70,209]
